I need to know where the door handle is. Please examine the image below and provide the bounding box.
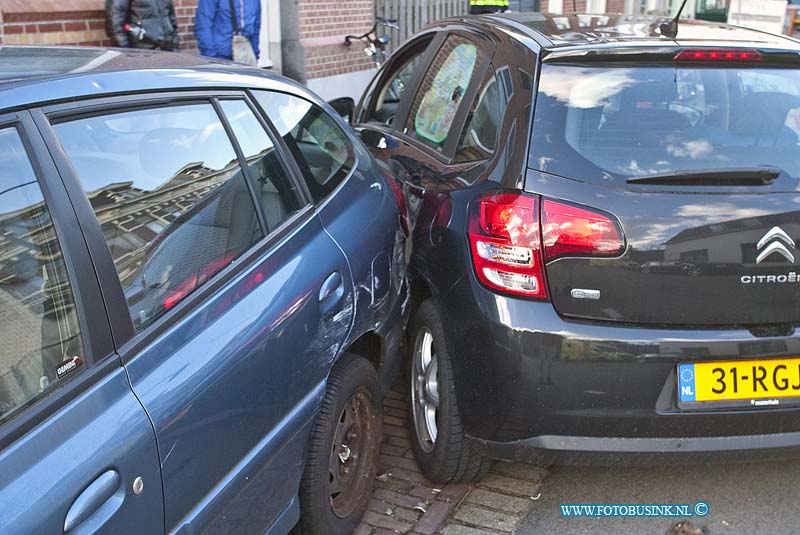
[319,271,344,314]
[64,469,124,533]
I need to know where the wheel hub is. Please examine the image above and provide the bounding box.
[329,390,376,519]
[412,328,439,453]
[338,444,352,464]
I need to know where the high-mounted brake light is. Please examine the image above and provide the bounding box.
[674,49,763,63]
[468,192,547,299]
[541,200,624,261]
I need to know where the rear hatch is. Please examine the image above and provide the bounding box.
[528,56,800,326]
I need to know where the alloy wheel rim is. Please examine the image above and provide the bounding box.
[329,389,376,518]
[412,328,439,453]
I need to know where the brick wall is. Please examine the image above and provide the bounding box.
[0,0,374,81]
[608,0,625,12]
[0,0,109,46]
[0,0,198,52]
[299,0,375,79]
[174,0,199,52]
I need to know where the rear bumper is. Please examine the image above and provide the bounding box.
[435,271,800,460]
[472,431,800,466]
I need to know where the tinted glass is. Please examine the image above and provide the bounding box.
[220,99,304,230]
[54,104,263,332]
[531,65,800,183]
[407,35,481,151]
[367,38,431,125]
[254,91,355,203]
[455,68,501,163]
[0,128,84,423]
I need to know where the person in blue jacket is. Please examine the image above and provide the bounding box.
[194,0,261,60]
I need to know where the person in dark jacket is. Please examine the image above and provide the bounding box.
[106,0,180,50]
[194,0,261,61]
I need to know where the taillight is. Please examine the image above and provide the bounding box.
[468,192,547,299]
[541,200,624,261]
[385,172,409,234]
[674,49,763,63]
[469,193,625,298]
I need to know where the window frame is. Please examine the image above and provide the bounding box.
[0,110,117,448]
[31,90,316,356]
[248,88,362,209]
[453,63,502,163]
[357,31,442,129]
[214,96,312,233]
[397,27,496,164]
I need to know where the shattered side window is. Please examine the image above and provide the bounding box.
[406,35,481,151]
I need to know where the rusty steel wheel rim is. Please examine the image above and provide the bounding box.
[329,389,377,518]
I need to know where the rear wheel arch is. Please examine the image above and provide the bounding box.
[295,352,382,534]
[345,331,383,372]
[410,275,434,313]
[407,298,492,483]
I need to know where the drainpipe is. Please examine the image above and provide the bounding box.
[280,0,306,84]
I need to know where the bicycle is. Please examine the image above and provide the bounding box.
[344,16,399,69]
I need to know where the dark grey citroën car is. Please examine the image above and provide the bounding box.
[350,12,800,483]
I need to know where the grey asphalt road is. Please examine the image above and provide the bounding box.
[516,459,800,534]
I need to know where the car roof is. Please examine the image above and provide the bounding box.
[0,46,316,111]
[478,12,800,54]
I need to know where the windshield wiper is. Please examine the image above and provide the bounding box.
[627,166,782,186]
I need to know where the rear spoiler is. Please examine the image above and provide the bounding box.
[542,46,800,66]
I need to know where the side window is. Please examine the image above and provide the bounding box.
[53,103,264,332]
[454,68,501,163]
[406,35,484,152]
[0,127,84,423]
[366,37,432,125]
[219,99,305,230]
[253,91,356,204]
[738,71,800,137]
[740,70,800,96]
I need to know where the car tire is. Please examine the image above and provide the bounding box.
[295,353,382,535]
[408,298,492,484]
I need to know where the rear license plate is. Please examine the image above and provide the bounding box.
[678,358,800,406]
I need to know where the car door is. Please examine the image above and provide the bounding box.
[0,113,163,535]
[250,89,404,384]
[35,93,353,535]
[356,29,498,250]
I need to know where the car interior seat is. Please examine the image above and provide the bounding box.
[600,82,692,146]
[729,92,800,147]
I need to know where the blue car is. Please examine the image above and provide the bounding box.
[0,46,407,535]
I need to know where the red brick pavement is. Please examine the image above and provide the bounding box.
[356,382,547,535]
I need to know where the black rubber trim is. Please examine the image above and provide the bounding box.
[472,430,800,466]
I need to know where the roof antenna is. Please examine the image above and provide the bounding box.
[659,0,689,39]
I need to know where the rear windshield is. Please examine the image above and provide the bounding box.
[530,64,800,184]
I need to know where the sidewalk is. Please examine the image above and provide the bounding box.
[356,381,547,535]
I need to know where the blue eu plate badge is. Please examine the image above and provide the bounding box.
[678,363,696,402]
